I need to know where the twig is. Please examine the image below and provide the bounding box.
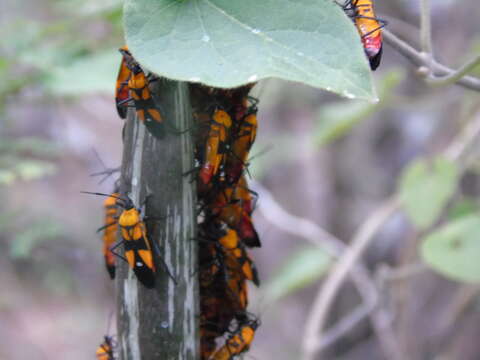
[445,111,480,162]
[252,181,400,358]
[252,180,349,256]
[417,0,480,87]
[316,301,374,350]
[425,55,480,87]
[375,263,427,284]
[436,285,480,337]
[302,197,401,360]
[419,0,433,55]
[383,30,480,91]
[301,110,480,360]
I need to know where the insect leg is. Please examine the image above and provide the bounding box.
[110,240,127,263]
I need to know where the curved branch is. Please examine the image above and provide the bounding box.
[252,181,401,359]
[301,197,401,360]
[383,30,480,91]
[425,55,480,87]
[301,111,480,360]
[419,0,433,54]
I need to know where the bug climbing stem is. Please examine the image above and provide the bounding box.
[116,79,198,359]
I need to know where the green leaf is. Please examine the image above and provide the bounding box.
[264,247,331,303]
[448,199,478,220]
[45,51,119,96]
[0,170,16,186]
[124,0,376,100]
[314,69,403,145]
[15,160,56,181]
[420,215,480,283]
[56,0,122,16]
[0,137,60,156]
[399,157,459,229]
[10,221,64,259]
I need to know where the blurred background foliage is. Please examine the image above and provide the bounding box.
[1,0,479,359]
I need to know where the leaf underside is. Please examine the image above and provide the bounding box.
[124,0,376,100]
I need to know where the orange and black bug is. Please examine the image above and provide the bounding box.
[342,0,385,70]
[198,226,258,357]
[115,45,132,119]
[100,191,120,279]
[217,225,259,286]
[211,318,259,360]
[198,222,259,292]
[198,222,258,324]
[118,47,165,138]
[199,109,233,186]
[231,174,257,216]
[96,336,115,360]
[207,185,261,248]
[116,195,156,288]
[225,104,258,184]
[83,191,156,288]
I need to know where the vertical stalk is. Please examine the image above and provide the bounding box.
[420,0,433,55]
[117,80,198,359]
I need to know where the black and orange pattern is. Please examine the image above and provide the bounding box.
[85,191,156,288]
[211,318,259,360]
[115,46,165,138]
[117,195,156,288]
[191,84,261,359]
[92,54,263,358]
[342,0,385,70]
[96,336,115,360]
[101,190,119,279]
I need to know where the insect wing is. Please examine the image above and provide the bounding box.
[115,56,132,119]
[102,192,120,279]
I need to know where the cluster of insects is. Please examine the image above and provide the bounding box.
[190,84,261,359]
[90,0,384,356]
[88,48,261,359]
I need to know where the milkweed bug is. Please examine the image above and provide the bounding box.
[100,191,120,279]
[199,109,233,186]
[96,336,115,360]
[198,224,258,358]
[115,46,132,119]
[208,186,261,248]
[342,0,385,70]
[82,191,157,288]
[198,222,258,331]
[116,195,156,288]
[217,225,259,286]
[199,221,259,286]
[225,113,257,184]
[211,317,260,360]
[117,47,165,138]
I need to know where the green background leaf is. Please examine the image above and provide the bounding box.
[420,215,480,283]
[399,157,459,229]
[45,51,119,96]
[264,246,331,303]
[313,69,403,145]
[124,0,375,100]
[10,221,65,259]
